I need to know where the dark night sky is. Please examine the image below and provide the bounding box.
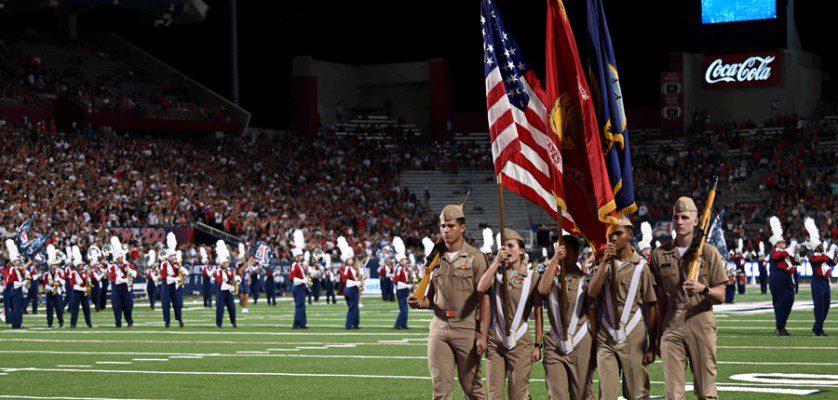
[2,0,833,128]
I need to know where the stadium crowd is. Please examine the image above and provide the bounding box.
[2,32,836,262]
[634,113,837,248]
[1,35,230,122]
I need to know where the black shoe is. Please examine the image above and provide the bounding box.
[71,325,77,329]
[87,324,92,328]
[48,325,53,328]
[115,325,122,328]
[127,323,133,328]
[232,323,238,328]
[165,324,170,328]
[179,321,184,328]
[777,328,790,336]
[59,323,64,328]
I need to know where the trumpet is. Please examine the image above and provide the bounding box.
[231,272,240,296]
[356,265,366,291]
[178,268,186,287]
[102,244,113,259]
[84,271,92,297]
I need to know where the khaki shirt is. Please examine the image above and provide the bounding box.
[430,242,489,330]
[545,268,590,335]
[649,242,727,330]
[493,263,541,331]
[595,250,656,320]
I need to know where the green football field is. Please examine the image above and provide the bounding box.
[1,287,836,399]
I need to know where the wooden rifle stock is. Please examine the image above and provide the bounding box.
[687,177,719,282]
[411,190,470,302]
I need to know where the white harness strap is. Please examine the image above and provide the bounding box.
[601,259,647,344]
[493,268,534,349]
[549,275,589,355]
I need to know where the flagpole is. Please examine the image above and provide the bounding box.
[497,173,511,337]
[556,196,568,341]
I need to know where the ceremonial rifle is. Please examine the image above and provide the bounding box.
[411,190,471,302]
[687,177,719,283]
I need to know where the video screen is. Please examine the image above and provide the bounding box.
[702,0,777,24]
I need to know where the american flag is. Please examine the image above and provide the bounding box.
[482,0,564,220]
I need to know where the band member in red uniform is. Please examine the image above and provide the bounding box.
[43,245,66,328]
[215,240,239,328]
[68,246,92,328]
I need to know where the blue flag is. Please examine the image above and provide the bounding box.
[708,209,728,261]
[587,0,636,215]
[252,240,272,265]
[16,220,32,247]
[21,233,50,258]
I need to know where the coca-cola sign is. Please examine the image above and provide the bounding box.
[703,51,780,88]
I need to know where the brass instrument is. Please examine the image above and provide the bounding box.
[231,270,240,295]
[126,266,134,292]
[84,270,92,297]
[357,256,369,292]
[102,244,113,259]
[178,270,186,287]
[52,270,62,295]
[24,269,32,291]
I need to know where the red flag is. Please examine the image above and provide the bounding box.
[544,0,618,253]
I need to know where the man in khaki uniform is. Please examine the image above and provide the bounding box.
[650,197,727,400]
[587,216,657,400]
[476,228,541,400]
[408,205,490,400]
[538,235,596,400]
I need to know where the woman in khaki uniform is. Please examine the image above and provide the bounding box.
[650,197,727,400]
[408,205,490,400]
[476,228,541,400]
[587,216,657,400]
[537,236,597,400]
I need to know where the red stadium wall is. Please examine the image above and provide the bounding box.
[290,75,319,137]
[84,114,243,133]
[429,59,453,141]
[0,103,53,124]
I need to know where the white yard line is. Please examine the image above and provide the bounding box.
[0,367,833,393]
[0,350,833,365]
[0,330,429,337]
[0,396,171,400]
